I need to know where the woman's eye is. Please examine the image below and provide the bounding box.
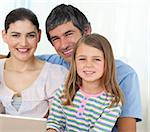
[28,34,36,38]
[12,34,19,38]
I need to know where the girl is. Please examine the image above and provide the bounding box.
[0,8,68,118]
[47,33,124,132]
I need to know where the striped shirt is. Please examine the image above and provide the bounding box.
[47,87,122,132]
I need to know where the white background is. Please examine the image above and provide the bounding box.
[0,0,149,131]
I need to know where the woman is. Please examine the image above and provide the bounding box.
[0,8,68,118]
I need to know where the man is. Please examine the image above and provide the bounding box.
[38,4,142,132]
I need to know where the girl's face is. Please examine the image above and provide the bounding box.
[2,19,41,61]
[75,43,104,86]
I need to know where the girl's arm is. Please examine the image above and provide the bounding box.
[47,88,66,131]
[91,103,122,132]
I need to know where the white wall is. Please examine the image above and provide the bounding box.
[0,0,149,131]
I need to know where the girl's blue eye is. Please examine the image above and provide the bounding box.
[95,59,101,61]
[79,58,86,61]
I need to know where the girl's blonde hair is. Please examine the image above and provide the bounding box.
[63,33,124,107]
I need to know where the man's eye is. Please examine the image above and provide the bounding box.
[52,38,58,41]
[51,37,59,43]
[65,32,73,37]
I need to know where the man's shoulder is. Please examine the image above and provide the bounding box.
[37,54,70,69]
[115,60,142,122]
[37,54,62,62]
[115,59,138,84]
[115,59,136,74]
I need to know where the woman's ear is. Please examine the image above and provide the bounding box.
[37,29,41,42]
[2,30,7,43]
[83,23,92,36]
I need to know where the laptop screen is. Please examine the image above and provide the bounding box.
[0,114,47,132]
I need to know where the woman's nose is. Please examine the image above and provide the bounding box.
[20,36,28,46]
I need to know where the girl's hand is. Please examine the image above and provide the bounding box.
[47,128,57,132]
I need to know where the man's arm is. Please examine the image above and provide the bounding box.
[115,60,142,132]
[117,117,136,132]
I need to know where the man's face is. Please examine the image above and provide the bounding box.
[48,21,82,62]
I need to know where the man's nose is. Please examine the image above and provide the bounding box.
[60,37,68,49]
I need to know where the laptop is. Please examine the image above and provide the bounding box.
[0,114,47,132]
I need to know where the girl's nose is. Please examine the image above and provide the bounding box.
[85,60,93,67]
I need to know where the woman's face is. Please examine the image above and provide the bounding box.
[2,19,41,61]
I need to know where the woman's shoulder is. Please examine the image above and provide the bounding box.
[0,58,6,66]
[44,62,68,73]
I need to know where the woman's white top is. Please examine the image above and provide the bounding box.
[0,59,68,118]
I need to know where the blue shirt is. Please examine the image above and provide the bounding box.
[37,54,142,131]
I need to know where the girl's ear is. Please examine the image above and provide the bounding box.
[83,23,92,36]
[2,30,8,43]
